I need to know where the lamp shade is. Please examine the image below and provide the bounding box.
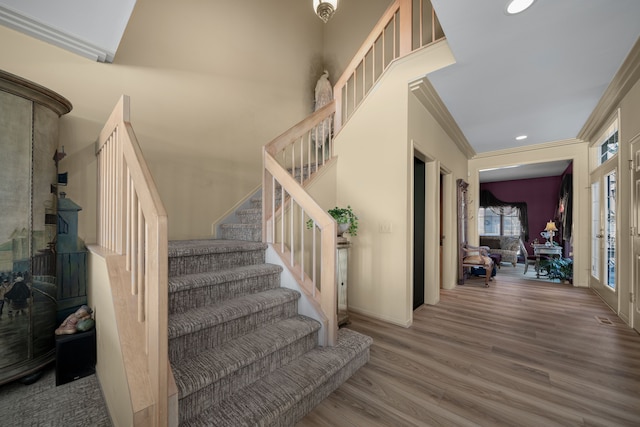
[544,221,558,232]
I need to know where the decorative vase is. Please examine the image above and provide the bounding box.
[337,222,350,236]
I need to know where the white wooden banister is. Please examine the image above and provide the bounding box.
[96,95,169,426]
[263,149,338,346]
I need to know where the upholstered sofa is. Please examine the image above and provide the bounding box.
[479,235,520,266]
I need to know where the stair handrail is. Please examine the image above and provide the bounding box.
[95,95,169,426]
[263,101,338,346]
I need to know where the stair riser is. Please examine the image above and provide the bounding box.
[218,227,261,242]
[169,273,281,314]
[169,250,265,277]
[178,332,318,424]
[274,348,370,427]
[236,211,261,224]
[169,301,298,362]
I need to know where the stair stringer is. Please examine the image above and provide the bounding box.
[265,245,329,346]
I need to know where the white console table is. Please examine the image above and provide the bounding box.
[533,244,562,278]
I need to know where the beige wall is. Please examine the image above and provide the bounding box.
[334,40,457,327]
[0,0,324,242]
[408,92,469,298]
[322,0,393,82]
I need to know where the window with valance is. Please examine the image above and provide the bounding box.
[479,190,529,241]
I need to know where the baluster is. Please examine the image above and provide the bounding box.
[138,219,149,323]
[307,132,312,180]
[300,136,304,184]
[137,203,144,307]
[312,225,317,298]
[300,206,305,282]
[292,141,296,180]
[271,175,276,245]
[131,189,138,294]
[280,186,285,253]
[352,72,356,117]
[126,168,132,271]
[393,13,397,61]
[363,57,366,101]
[290,199,294,267]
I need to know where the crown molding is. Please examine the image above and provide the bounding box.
[472,138,586,159]
[0,5,114,63]
[578,37,640,142]
[409,78,476,159]
[0,69,72,116]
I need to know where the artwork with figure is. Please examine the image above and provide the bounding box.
[312,70,333,152]
[0,90,60,378]
[0,71,84,385]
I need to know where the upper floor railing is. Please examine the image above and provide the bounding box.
[334,0,444,132]
[96,95,169,426]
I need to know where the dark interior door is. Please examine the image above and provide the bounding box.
[414,157,425,310]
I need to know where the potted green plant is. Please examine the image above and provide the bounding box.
[307,205,359,236]
[541,257,573,283]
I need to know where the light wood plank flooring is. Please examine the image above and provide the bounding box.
[297,266,640,427]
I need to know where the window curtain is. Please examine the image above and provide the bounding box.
[559,174,572,241]
[479,190,529,241]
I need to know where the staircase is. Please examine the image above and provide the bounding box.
[168,195,372,426]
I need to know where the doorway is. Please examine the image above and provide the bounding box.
[413,156,425,310]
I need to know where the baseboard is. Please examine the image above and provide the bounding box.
[347,306,412,328]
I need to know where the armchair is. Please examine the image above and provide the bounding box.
[460,243,494,287]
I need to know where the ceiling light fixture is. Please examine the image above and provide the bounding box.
[313,0,338,23]
[505,0,536,15]
[516,135,528,140]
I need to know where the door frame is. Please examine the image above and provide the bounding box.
[590,155,618,310]
[413,156,425,310]
[630,134,640,331]
[411,146,453,310]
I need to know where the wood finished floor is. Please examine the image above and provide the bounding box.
[297,265,640,427]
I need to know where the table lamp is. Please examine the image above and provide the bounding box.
[544,220,558,246]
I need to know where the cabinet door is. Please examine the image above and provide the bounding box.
[0,91,33,370]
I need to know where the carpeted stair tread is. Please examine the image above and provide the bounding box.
[168,264,282,294]
[182,328,373,427]
[172,315,320,399]
[168,288,300,339]
[169,239,267,258]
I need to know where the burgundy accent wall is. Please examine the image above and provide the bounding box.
[480,176,562,246]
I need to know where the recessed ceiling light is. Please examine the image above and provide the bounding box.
[506,0,536,15]
[516,135,528,140]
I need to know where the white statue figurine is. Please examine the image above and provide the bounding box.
[313,70,333,151]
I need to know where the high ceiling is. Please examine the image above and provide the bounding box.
[1,0,639,159]
[429,0,640,154]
